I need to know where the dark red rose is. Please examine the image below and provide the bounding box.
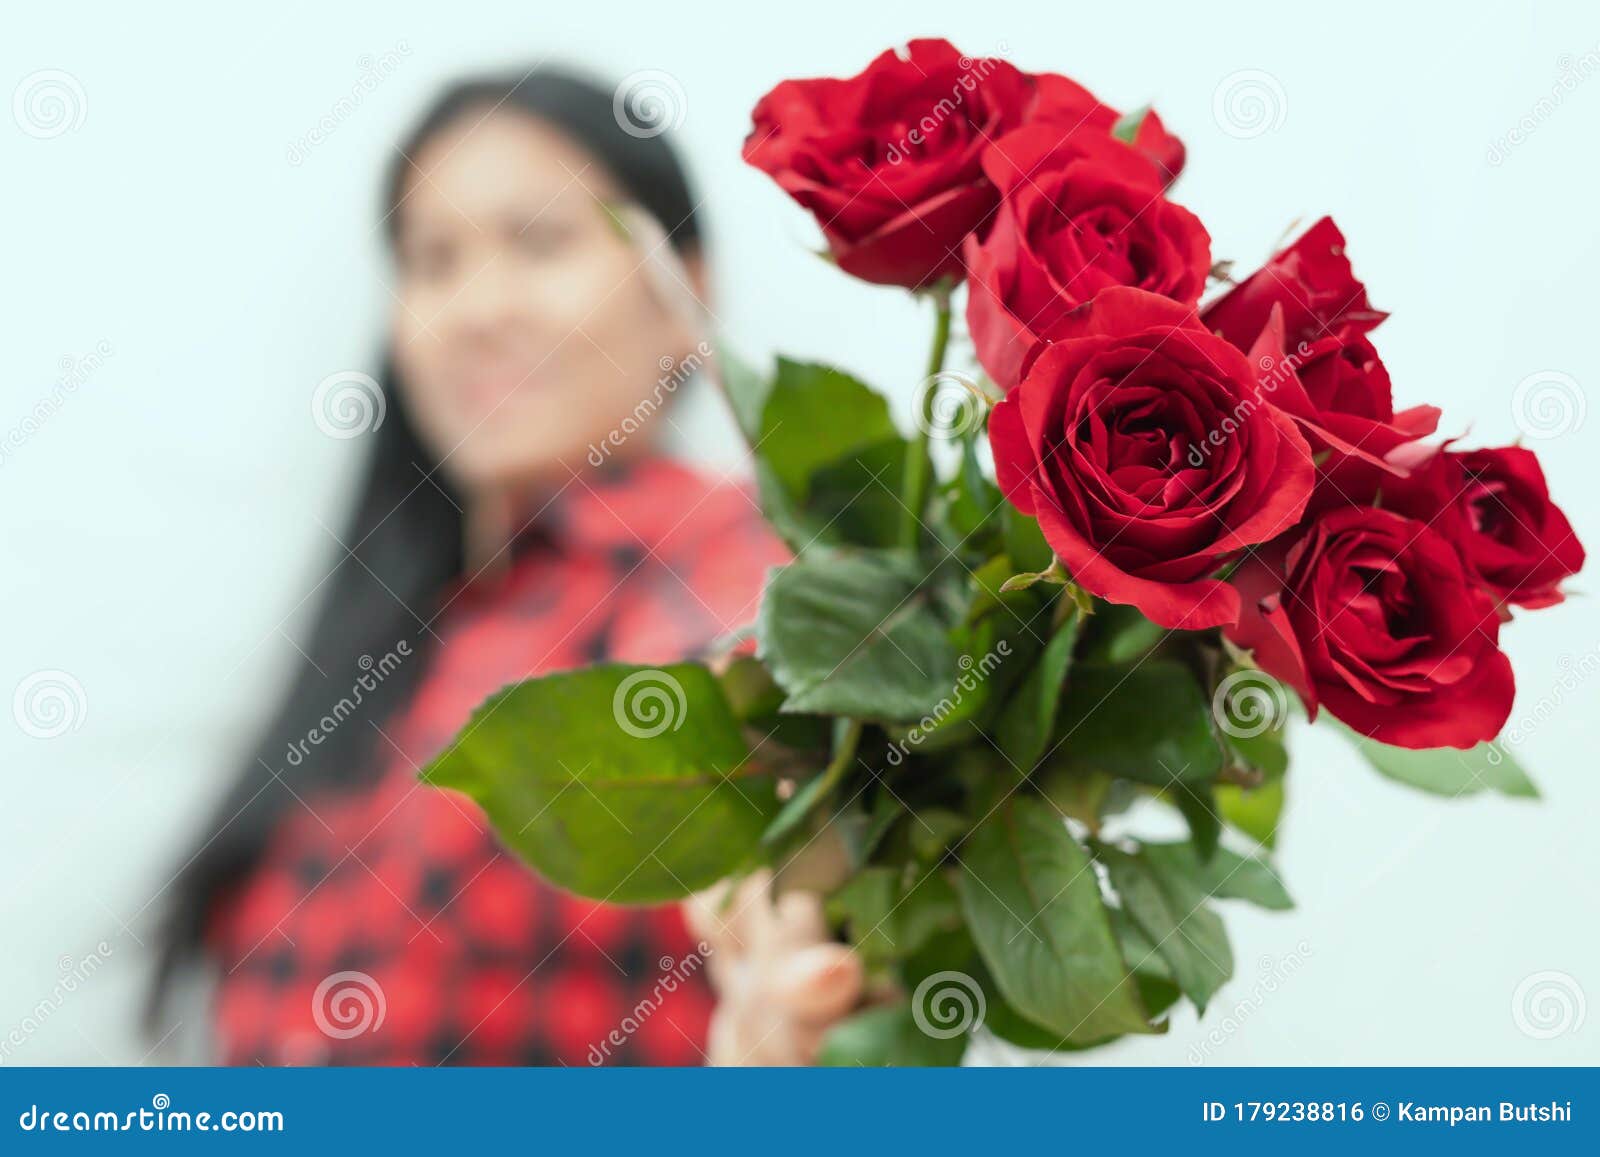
[1204,216,1387,349]
[1324,446,1586,613]
[1244,304,1439,473]
[988,288,1314,628]
[965,124,1211,390]
[1226,498,1515,750]
[1029,72,1186,185]
[743,39,1034,289]
[1448,446,1584,610]
[1208,217,1436,473]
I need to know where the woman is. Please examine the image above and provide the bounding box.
[152,68,864,1066]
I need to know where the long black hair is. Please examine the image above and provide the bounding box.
[149,66,702,1023]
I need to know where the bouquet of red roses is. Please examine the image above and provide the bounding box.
[425,39,1584,1063]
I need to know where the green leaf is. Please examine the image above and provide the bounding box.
[423,663,776,903]
[758,358,900,501]
[803,438,910,548]
[994,610,1082,770]
[1003,507,1054,575]
[816,1004,968,1067]
[757,549,959,723]
[1217,777,1286,848]
[1139,841,1293,911]
[716,342,772,445]
[1110,104,1152,145]
[1171,782,1222,861]
[1052,660,1225,786]
[1103,847,1234,1014]
[956,797,1154,1043]
[1080,601,1168,665]
[1337,724,1538,799]
[827,865,962,966]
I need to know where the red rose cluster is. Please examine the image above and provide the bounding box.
[745,40,1583,750]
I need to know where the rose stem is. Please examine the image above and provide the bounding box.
[897,286,955,549]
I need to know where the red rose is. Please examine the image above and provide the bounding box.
[988,288,1313,628]
[743,39,1033,289]
[965,123,1212,390]
[1448,447,1584,610]
[1209,218,1437,473]
[1226,499,1514,750]
[1204,217,1386,349]
[1324,447,1585,613]
[1029,72,1186,185]
[1244,305,1439,473]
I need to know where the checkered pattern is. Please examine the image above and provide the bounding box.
[208,459,788,1066]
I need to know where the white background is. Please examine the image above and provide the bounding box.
[2,0,1596,1065]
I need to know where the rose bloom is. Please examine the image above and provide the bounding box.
[1208,217,1437,473]
[988,287,1313,629]
[1027,72,1187,186]
[1447,446,1584,609]
[1315,448,1584,614]
[743,42,1186,290]
[965,123,1211,390]
[1227,457,1518,749]
[743,39,1034,288]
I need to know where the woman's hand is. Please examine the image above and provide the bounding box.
[684,871,864,1066]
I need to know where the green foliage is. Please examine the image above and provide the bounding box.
[956,797,1156,1043]
[423,664,777,903]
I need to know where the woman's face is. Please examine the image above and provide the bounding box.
[390,108,700,494]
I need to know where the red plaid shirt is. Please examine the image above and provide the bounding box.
[208,459,787,1065]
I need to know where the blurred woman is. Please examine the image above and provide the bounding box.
[151,68,863,1065]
